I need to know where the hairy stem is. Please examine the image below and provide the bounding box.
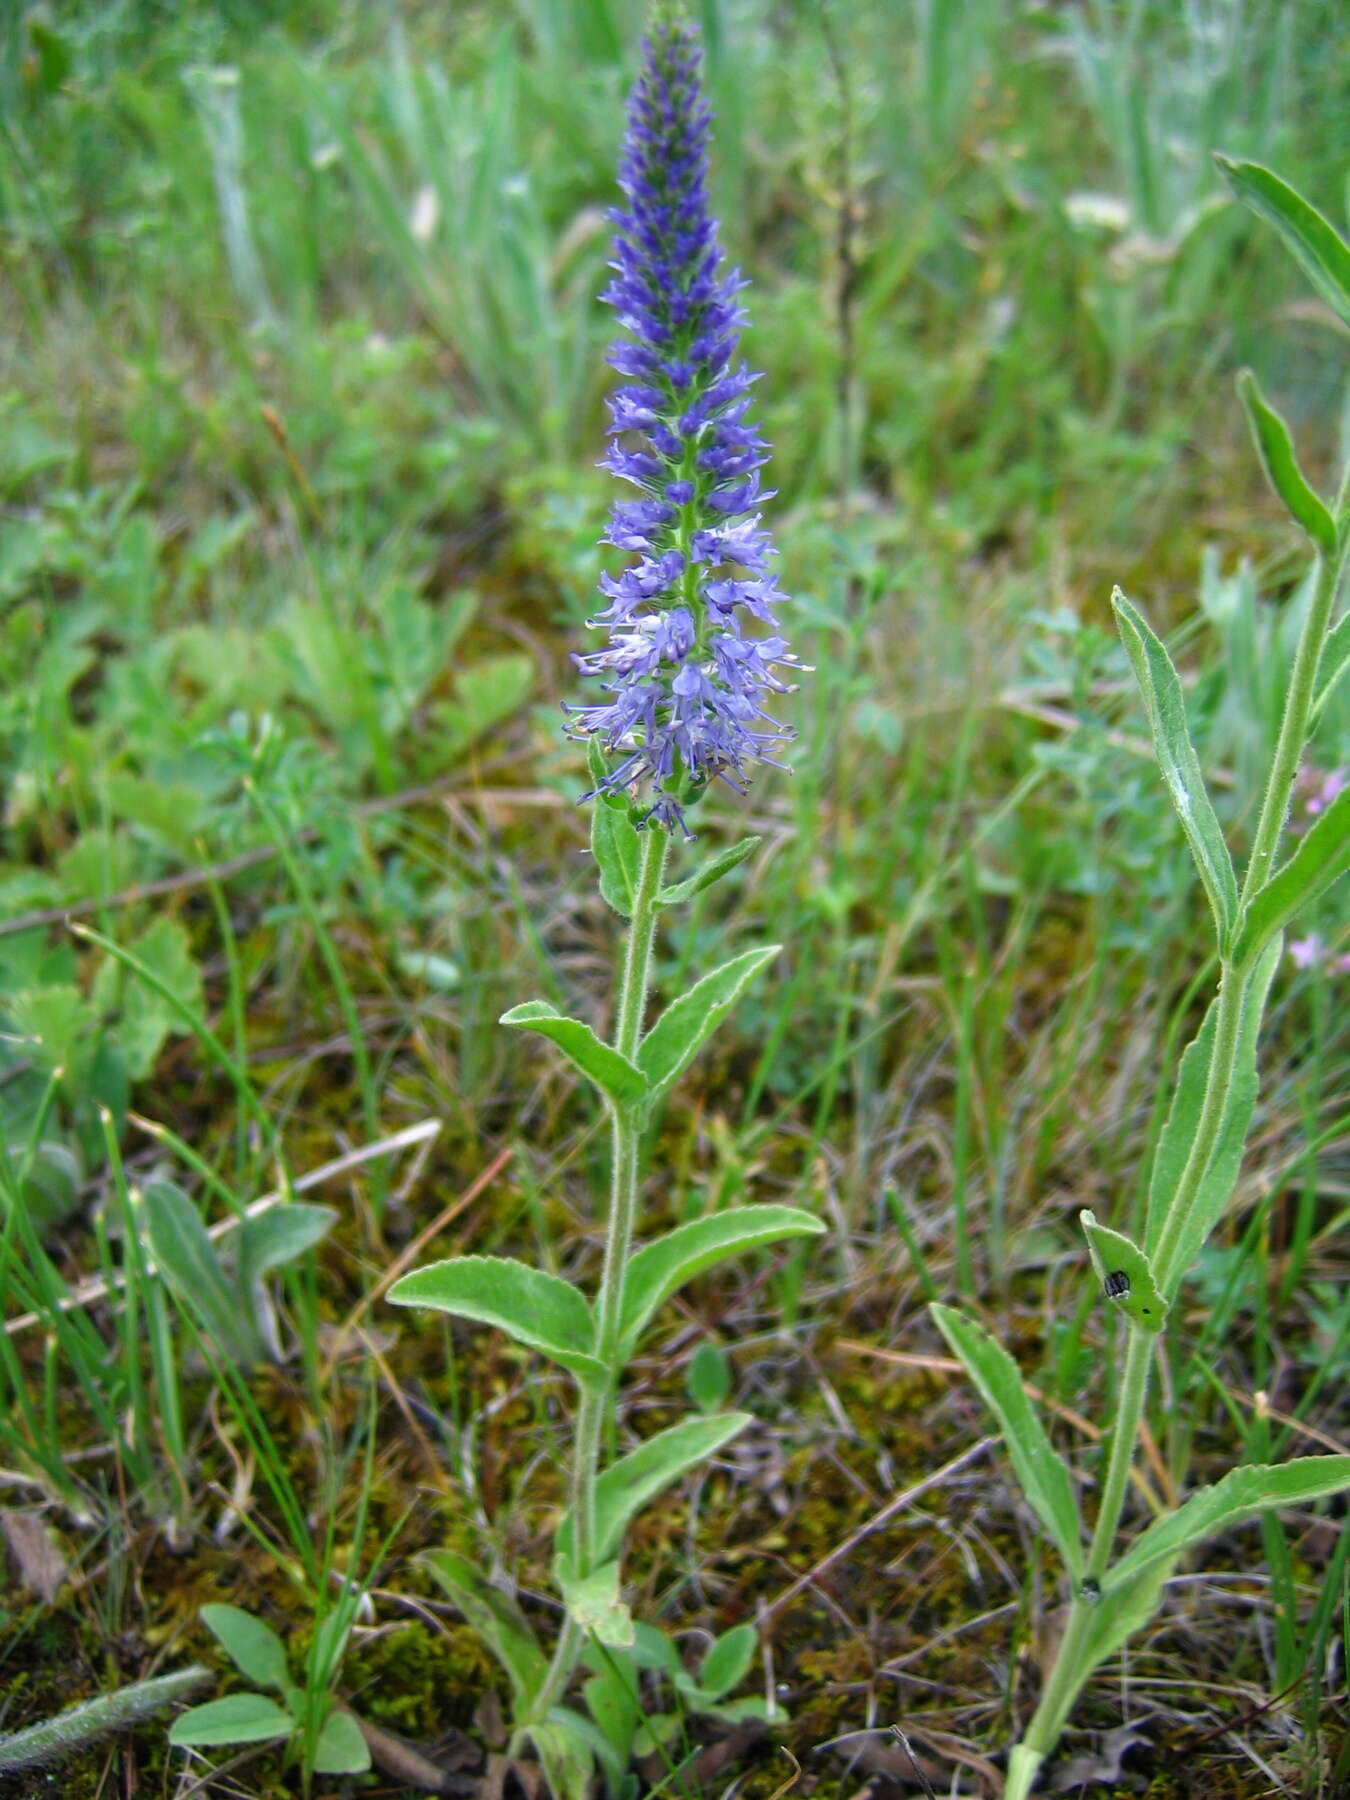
[0,1667,209,1773]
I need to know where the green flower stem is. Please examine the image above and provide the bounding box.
[528,825,668,1730]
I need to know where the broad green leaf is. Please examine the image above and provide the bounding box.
[422,1550,548,1710]
[930,1304,1083,1577]
[1112,1456,1350,1586]
[697,1624,757,1702]
[619,1206,824,1353]
[1078,1212,1167,1333]
[1236,372,1337,556]
[555,1558,634,1649]
[238,1203,336,1285]
[500,1001,648,1109]
[169,1693,293,1747]
[557,1413,753,1568]
[588,739,642,919]
[1231,785,1350,966]
[687,1341,732,1413]
[657,836,761,907]
[144,1180,261,1367]
[312,1707,371,1775]
[201,1605,289,1692]
[388,1256,606,1386]
[637,946,780,1099]
[1146,940,1280,1295]
[1113,590,1238,942]
[1215,156,1350,329]
[1312,611,1350,723]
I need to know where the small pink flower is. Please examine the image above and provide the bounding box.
[1289,935,1326,970]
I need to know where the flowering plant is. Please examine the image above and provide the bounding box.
[388,14,820,1796]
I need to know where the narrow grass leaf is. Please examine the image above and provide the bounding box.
[619,1206,824,1353]
[1236,371,1336,555]
[388,1256,605,1384]
[1233,784,1350,964]
[931,1303,1083,1577]
[637,946,780,1099]
[422,1550,548,1710]
[1113,589,1238,941]
[201,1605,289,1692]
[1112,1457,1350,1586]
[500,1002,649,1109]
[1215,155,1350,328]
[1147,939,1281,1294]
[557,1413,753,1567]
[1079,1211,1167,1332]
[312,1708,371,1775]
[169,1694,293,1747]
[657,836,761,907]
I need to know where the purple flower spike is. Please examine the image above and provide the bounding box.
[565,9,804,837]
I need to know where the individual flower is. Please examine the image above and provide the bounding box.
[564,9,804,835]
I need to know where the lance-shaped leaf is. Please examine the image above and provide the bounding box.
[388,1256,606,1386]
[1236,371,1337,557]
[1231,784,1350,966]
[1113,590,1238,943]
[931,1303,1083,1577]
[619,1205,824,1354]
[500,1002,648,1109]
[1312,612,1350,724]
[657,836,761,907]
[1079,1211,1167,1333]
[638,945,780,1099]
[1111,1456,1350,1587]
[422,1550,548,1711]
[143,1179,261,1367]
[238,1203,336,1288]
[169,1694,294,1747]
[201,1605,289,1692]
[1146,939,1280,1295]
[589,740,643,919]
[556,1413,753,1567]
[1215,155,1350,329]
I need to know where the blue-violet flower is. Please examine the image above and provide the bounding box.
[565,11,803,836]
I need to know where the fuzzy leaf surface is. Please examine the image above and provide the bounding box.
[1312,612,1350,723]
[1079,1212,1167,1333]
[500,1002,648,1109]
[1146,939,1280,1295]
[1112,1457,1350,1585]
[1113,589,1238,941]
[238,1203,336,1282]
[1232,785,1350,965]
[589,739,643,918]
[388,1256,605,1385]
[637,946,780,1099]
[143,1179,260,1367]
[657,836,761,907]
[931,1304,1083,1577]
[1236,371,1337,555]
[1215,155,1350,328]
[619,1205,823,1353]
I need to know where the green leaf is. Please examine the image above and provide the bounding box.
[238,1203,336,1284]
[687,1341,732,1414]
[91,917,203,1081]
[1232,785,1350,966]
[555,1558,634,1649]
[637,946,780,1099]
[200,1605,289,1692]
[657,836,761,907]
[581,1654,641,1789]
[698,1624,757,1702]
[312,1707,371,1774]
[422,1550,548,1710]
[1312,611,1350,723]
[500,1001,649,1109]
[549,1703,629,1799]
[1113,589,1238,942]
[168,1693,293,1747]
[530,1716,595,1800]
[930,1304,1083,1577]
[619,1206,824,1354]
[1235,372,1337,556]
[1145,940,1281,1295]
[557,1414,754,1568]
[388,1256,606,1386]
[144,1180,261,1368]
[1078,1212,1167,1333]
[1215,156,1350,329]
[1075,1557,1179,1716]
[1112,1457,1350,1587]
[588,739,642,919]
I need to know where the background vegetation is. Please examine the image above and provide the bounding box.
[1,0,1347,1794]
